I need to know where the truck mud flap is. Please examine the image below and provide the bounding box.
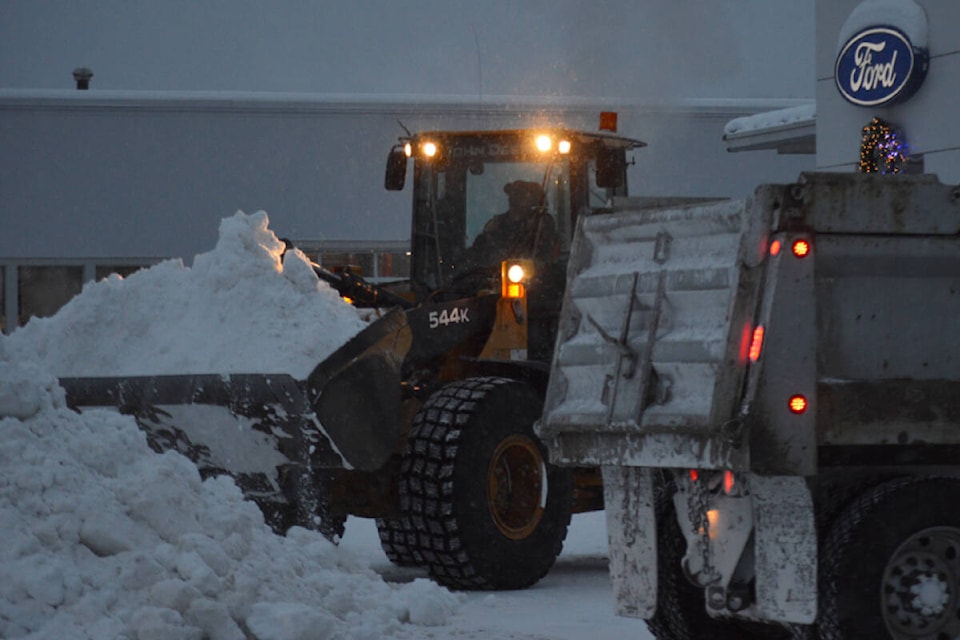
[751,475,817,624]
[602,465,658,618]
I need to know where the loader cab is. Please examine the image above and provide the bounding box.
[386,128,645,302]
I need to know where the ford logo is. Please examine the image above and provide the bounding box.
[835,26,927,106]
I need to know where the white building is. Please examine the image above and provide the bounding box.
[0,93,813,331]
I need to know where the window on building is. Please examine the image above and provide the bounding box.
[18,266,84,326]
[377,251,410,279]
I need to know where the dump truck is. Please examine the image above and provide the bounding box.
[61,121,646,591]
[538,171,960,639]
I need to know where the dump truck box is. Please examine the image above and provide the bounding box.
[541,171,960,472]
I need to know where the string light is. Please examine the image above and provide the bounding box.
[859,117,909,174]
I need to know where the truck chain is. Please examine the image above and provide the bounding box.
[687,474,720,585]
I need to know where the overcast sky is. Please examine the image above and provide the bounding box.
[0,1,815,100]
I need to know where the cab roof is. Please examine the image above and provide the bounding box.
[402,128,646,151]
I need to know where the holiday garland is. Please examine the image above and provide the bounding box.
[859,117,908,174]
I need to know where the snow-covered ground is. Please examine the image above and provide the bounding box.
[0,211,654,639]
[341,513,653,640]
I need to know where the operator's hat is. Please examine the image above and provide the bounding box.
[504,180,543,203]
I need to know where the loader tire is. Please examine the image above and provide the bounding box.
[375,516,421,567]
[819,477,960,640]
[645,478,796,640]
[400,376,572,590]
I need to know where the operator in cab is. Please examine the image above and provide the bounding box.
[469,180,560,264]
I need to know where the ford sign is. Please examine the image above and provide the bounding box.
[835,26,927,106]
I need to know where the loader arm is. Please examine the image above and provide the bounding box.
[311,262,414,309]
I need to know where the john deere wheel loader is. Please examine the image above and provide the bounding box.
[61,119,645,590]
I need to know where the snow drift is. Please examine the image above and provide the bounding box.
[2,211,368,378]
[0,211,460,639]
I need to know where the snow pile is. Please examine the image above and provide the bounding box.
[2,211,368,378]
[0,361,459,639]
[837,0,928,49]
[0,211,460,639]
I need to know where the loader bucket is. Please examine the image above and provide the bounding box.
[60,307,412,520]
[305,306,412,470]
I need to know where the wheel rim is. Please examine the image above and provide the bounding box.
[486,434,547,540]
[882,526,960,639]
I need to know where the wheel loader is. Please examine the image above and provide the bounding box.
[61,119,646,590]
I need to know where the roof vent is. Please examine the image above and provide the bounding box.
[72,67,93,90]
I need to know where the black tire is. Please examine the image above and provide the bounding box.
[645,478,796,640]
[819,477,960,640]
[375,516,421,567]
[400,376,573,590]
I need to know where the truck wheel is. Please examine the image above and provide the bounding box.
[400,376,572,590]
[820,477,960,640]
[375,516,421,567]
[646,479,796,640]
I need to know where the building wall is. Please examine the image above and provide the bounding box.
[1,93,814,260]
[817,0,960,180]
[0,92,814,331]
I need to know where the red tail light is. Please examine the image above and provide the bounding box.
[792,239,811,258]
[788,395,808,414]
[723,470,735,495]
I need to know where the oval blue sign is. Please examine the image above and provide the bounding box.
[835,26,926,106]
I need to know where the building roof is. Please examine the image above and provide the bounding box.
[723,103,816,154]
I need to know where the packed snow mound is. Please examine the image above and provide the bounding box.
[1,210,368,378]
[0,212,461,638]
[0,361,460,639]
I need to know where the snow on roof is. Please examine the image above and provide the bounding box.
[723,103,816,137]
[0,88,808,117]
[722,103,816,154]
[837,0,928,49]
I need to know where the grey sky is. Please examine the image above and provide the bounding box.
[0,1,814,99]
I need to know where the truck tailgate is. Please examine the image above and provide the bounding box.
[540,197,769,469]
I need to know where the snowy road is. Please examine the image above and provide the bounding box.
[341,513,655,639]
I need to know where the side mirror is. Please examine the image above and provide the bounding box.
[595,147,624,189]
[385,146,407,191]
